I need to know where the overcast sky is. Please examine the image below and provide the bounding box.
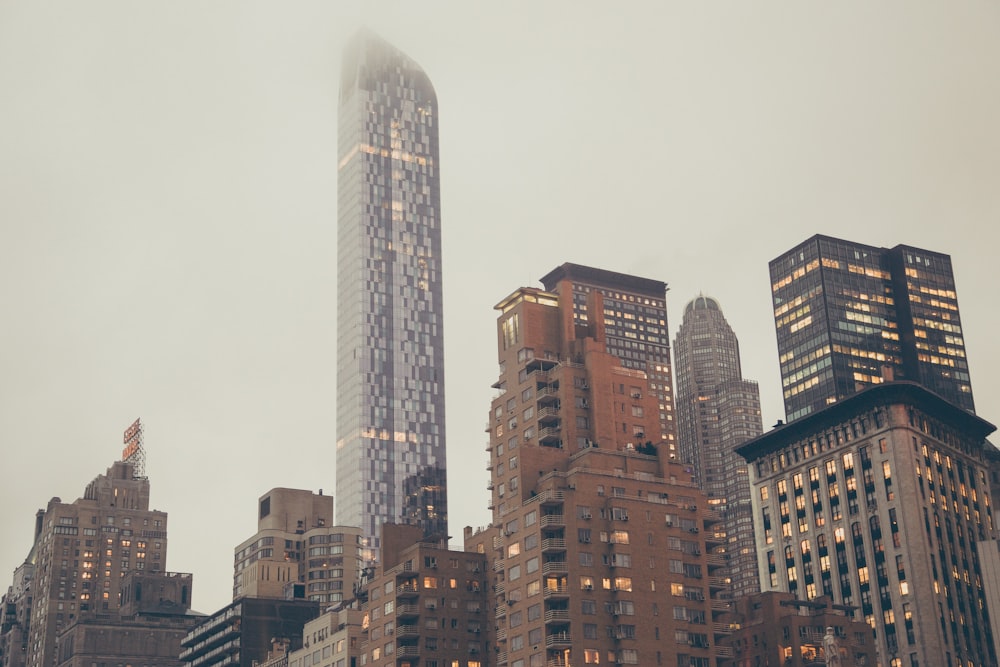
[2,2,999,614]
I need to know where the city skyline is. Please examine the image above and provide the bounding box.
[1,3,999,615]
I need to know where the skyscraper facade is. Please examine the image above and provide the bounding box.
[478,282,729,667]
[770,235,974,422]
[233,489,362,605]
[336,31,447,549]
[540,263,679,457]
[17,460,173,667]
[674,295,763,598]
[736,383,998,667]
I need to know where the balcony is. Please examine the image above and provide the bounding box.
[543,609,570,624]
[396,603,420,619]
[494,558,505,572]
[495,581,506,595]
[495,604,507,619]
[537,407,560,424]
[395,645,420,658]
[496,627,508,642]
[535,489,565,506]
[540,538,566,553]
[536,386,560,405]
[543,585,569,600]
[707,554,727,570]
[713,622,734,635]
[546,660,568,667]
[397,583,419,598]
[528,369,552,385]
[538,426,562,445]
[497,651,509,665]
[540,514,565,529]
[716,646,734,658]
[396,625,419,638]
[708,576,729,591]
[542,561,568,576]
[545,632,572,649]
[711,599,730,612]
[394,562,418,579]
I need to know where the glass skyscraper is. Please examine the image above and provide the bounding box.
[336,31,447,551]
[770,234,974,422]
[674,294,763,597]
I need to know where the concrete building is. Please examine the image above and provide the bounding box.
[723,592,876,667]
[352,524,488,667]
[769,235,975,422]
[233,489,363,606]
[0,560,34,667]
[737,382,997,667]
[180,597,321,667]
[55,571,199,667]
[674,294,764,598]
[17,460,171,667]
[336,29,447,550]
[480,282,728,667]
[539,263,679,457]
[286,609,366,667]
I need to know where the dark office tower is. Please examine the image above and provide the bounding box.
[336,31,447,550]
[674,295,763,598]
[540,263,679,457]
[770,235,974,423]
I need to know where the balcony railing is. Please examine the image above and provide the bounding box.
[543,609,570,624]
[542,561,568,576]
[540,538,567,552]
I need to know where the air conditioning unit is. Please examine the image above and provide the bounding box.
[583,584,594,591]
[689,527,699,533]
[582,512,593,520]
[582,537,591,543]
[428,603,437,610]
[666,520,674,527]
[473,567,480,573]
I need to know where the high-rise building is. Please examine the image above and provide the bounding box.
[540,263,679,456]
[736,382,998,666]
[674,295,763,598]
[233,489,362,605]
[336,30,447,550]
[480,282,729,667]
[14,458,174,667]
[723,591,877,666]
[0,560,34,667]
[56,571,199,667]
[180,597,321,667]
[770,235,974,422]
[352,524,488,667]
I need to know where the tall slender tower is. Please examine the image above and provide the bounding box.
[336,31,447,550]
[674,295,763,597]
[769,235,974,422]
